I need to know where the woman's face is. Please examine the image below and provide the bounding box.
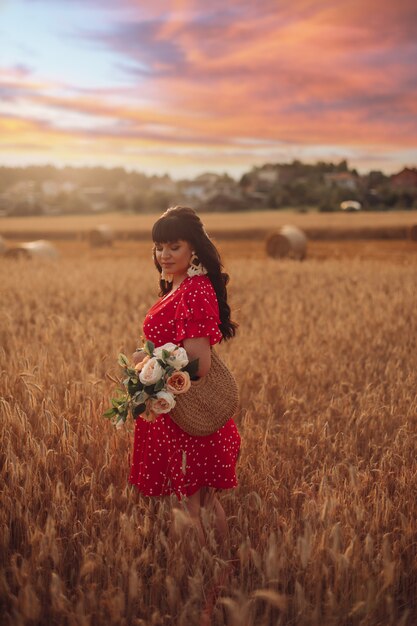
[154,239,194,278]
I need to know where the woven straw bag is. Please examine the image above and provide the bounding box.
[170,349,239,436]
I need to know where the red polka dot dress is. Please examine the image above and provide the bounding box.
[128,275,241,500]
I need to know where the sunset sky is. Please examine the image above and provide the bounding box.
[1,0,416,179]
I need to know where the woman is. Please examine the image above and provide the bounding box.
[128,206,241,552]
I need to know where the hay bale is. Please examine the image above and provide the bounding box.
[88,224,114,247]
[266,225,307,260]
[5,240,59,260]
[0,235,6,255]
[409,224,417,241]
[340,200,362,211]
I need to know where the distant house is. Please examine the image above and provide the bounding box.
[210,179,241,199]
[390,167,417,189]
[6,180,39,202]
[41,180,77,196]
[257,166,280,186]
[180,173,237,201]
[181,183,210,201]
[240,165,279,196]
[79,187,109,212]
[324,172,359,191]
[194,173,222,187]
[1,180,42,216]
[115,180,137,201]
[149,175,177,194]
[245,190,269,206]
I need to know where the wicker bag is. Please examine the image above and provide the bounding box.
[170,349,239,436]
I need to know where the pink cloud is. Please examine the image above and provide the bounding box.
[1,0,416,173]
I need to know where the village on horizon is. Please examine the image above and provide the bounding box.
[1,160,416,217]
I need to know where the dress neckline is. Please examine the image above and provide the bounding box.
[159,275,191,303]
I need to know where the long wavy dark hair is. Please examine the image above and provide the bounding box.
[151,206,238,341]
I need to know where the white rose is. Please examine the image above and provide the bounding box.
[139,357,164,385]
[153,342,178,359]
[150,390,176,414]
[167,347,189,370]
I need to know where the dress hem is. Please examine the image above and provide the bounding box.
[129,479,238,500]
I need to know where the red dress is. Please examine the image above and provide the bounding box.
[128,275,241,500]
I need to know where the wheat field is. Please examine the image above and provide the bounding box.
[1,209,417,240]
[1,240,416,625]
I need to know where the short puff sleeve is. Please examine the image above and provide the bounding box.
[174,276,222,345]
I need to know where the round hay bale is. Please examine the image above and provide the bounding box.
[266,225,307,260]
[89,224,114,247]
[340,200,362,211]
[409,224,417,241]
[0,235,6,254]
[5,240,59,260]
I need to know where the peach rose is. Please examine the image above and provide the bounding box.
[166,370,191,395]
[139,357,164,385]
[141,409,157,423]
[134,355,150,372]
[150,391,176,414]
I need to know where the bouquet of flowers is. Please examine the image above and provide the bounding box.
[104,341,199,429]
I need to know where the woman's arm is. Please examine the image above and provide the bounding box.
[182,337,211,377]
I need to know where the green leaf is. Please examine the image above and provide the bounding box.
[143,340,155,356]
[133,403,147,418]
[162,349,171,361]
[127,379,142,396]
[117,404,128,416]
[118,353,129,367]
[133,390,147,404]
[111,397,125,408]
[103,407,117,418]
[154,378,164,392]
[157,358,166,367]
[165,366,176,377]
[184,358,199,378]
[126,367,137,376]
